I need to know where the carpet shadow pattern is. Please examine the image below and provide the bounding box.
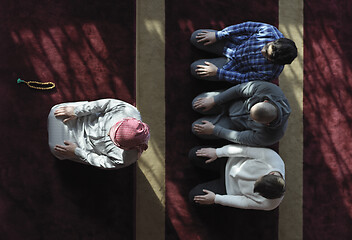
[0,1,136,239]
[304,0,352,239]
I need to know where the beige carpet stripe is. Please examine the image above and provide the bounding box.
[278,1,304,240]
[135,0,165,239]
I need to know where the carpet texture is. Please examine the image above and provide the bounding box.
[0,1,136,239]
[304,0,352,239]
[165,0,281,239]
[2,0,352,239]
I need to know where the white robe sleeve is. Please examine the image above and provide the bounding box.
[74,99,134,117]
[214,194,281,211]
[216,144,279,160]
[74,147,138,169]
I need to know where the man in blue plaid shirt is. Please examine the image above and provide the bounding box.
[190,22,297,84]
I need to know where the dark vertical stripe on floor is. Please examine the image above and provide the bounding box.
[165,0,280,239]
[304,0,352,239]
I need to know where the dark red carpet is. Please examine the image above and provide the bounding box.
[2,1,352,239]
[0,1,136,239]
[304,0,352,239]
[165,1,280,239]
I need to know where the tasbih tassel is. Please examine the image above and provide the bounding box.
[17,78,56,90]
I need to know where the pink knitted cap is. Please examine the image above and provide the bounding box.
[109,118,150,152]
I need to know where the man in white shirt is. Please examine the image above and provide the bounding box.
[48,99,150,169]
[189,144,285,211]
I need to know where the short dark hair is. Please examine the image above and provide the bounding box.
[270,38,297,65]
[254,174,286,199]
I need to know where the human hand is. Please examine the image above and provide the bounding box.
[195,62,218,77]
[196,148,217,163]
[54,106,77,123]
[193,120,215,135]
[194,189,216,205]
[193,97,215,111]
[54,141,77,159]
[196,31,216,45]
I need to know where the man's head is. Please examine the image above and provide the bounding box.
[109,118,150,152]
[254,173,286,199]
[262,38,297,65]
[250,101,277,125]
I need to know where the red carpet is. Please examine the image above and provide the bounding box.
[165,0,280,239]
[0,1,136,239]
[304,0,352,239]
[2,1,352,239]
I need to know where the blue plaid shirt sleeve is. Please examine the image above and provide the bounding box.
[217,68,271,84]
[216,22,270,40]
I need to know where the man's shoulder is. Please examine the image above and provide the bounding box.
[251,22,284,39]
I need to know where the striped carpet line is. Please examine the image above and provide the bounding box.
[135,0,166,240]
[278,0,304,240]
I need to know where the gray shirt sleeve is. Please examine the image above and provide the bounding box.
[213,81,282,105]
[213,125,279,147]
[213,82,257,105]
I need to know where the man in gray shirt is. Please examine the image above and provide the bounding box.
[192,81,291,146]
